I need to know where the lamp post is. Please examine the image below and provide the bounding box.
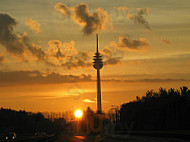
[111,105,119,123]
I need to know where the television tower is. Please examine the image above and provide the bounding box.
[93,34,103,114]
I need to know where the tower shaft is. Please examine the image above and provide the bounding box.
[97,69,102,114]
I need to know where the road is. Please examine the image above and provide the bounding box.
[54,133,96,142]
[102,135,189,142]
[54,134,189,142]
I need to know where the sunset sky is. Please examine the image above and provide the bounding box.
[0,0,190,113]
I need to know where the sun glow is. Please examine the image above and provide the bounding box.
[74,109,83,118]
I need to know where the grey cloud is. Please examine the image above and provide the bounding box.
[22,36,46,60]
[128,8,151,30]
[54,2,71,16]
[28,44,46,61]
[104,57,121,65]
[55,3,110,35]
[0,13,25,55]
[116,36,149,50]
[0,70,93,84]
[102,78,190,83]
[0,13,46,60]
[100,35,149,65]
[61,58,91,69]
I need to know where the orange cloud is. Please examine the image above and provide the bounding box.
[100,36,149,65]
[46,40,92,69]
[111,36,149,51]
[25,18,41,33]
[47,40,77,60]
[54,3,111,35]
[117,6,128,11]
[117,6,128,16]
[83,99,96,103]
[54,2,71,16]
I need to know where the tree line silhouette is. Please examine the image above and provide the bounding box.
[0,108,66,136]
[120,86,190,131]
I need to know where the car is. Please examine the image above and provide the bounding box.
[5,132,16,141]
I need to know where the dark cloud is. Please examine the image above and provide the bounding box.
[55,3,110,35]
[128,8,151,30]
[28,44,46,61]
[61,59,91,69]
[103,78,190,83]
[102,48,112,55]
[0,13,46,60]
[0,70,93,84]
[101,46,124,66]
[22,35,46,60]
[54,2,71,17]
[100,35,149,65]
[115,36,149,50]
[104,57,121,65]
[0,13,25,55]
[61,52,91,69]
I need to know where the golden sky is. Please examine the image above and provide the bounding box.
[0,0,190,112]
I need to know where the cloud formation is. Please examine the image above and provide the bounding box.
[0,70,93,84]
[47,40,77,60]
[0,14,124,69]
[117,6,128,12]
[0,13,46,60]
[55,3,111,35]
[128,8,151,30]
[104,57,121,65]
[25,18,41,33]
[0,13,24,55]
[54,2,71,17]
[100,35,149,65]
[117,6,128,16]
[111,36,149,51]
[46,39,124,68]
[60,53,91,69]
[47,40,91,69]
[83,99,96,103]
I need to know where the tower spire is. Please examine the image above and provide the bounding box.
[96,34,99,53]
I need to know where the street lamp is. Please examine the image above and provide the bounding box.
[110,105,119,123]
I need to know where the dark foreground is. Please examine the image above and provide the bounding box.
[53,133,190,142]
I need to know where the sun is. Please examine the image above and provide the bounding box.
[74,109,83,118]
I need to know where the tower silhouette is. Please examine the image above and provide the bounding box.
[93,34,103,114]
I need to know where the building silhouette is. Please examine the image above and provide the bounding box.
[93,34,103,114]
